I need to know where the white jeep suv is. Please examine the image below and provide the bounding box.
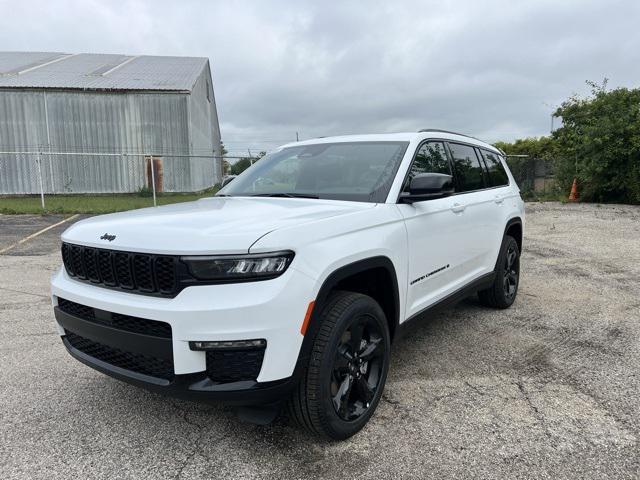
[51,130,524,439]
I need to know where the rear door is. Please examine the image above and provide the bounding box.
[446,142,505,278]
[478,148,513,266]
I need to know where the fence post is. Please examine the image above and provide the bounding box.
[149,155,157,207]
[35,152,46,210]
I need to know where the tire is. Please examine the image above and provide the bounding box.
[478,235,520,309]
[287,290,391,440]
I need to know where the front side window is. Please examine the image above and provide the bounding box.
[402,141,451,192]
[448,142,485,192]
[480,149,509,187]
[218,141,409,203]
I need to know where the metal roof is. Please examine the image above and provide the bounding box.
[0,52,209,92]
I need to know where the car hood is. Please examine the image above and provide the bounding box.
[61,197,375,255]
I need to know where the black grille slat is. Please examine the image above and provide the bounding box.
[97,250,117,286]
[133,255,154,292]
[83,248,100,283]
[61,243,179,297]
[114,253,134,289]
[65,330,174,380]
[155,257,176,294]
[206,348,265,383]
[61,243,73,275]
[70,245,85,279]
[57,298,171,339]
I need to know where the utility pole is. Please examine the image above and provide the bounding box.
[296,132,299,142]
[543,101,557,134]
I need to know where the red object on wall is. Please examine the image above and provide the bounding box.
[145,156,163,193]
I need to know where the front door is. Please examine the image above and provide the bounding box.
[398,141,467,318]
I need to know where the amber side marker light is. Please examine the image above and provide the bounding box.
[300,301,315,335]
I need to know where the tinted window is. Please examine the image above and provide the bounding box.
[480,150,509,186]
[448,143,485,192]
[219,141,409,203]
[402,142,450,192]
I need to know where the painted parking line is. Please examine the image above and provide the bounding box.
[0,214,79,255]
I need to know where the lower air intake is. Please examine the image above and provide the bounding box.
[65,330,174,380]
[205,347,266,383]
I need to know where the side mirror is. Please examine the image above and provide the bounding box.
[399,173,454,203]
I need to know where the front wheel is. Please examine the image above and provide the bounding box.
[288,291,391,440]
[478,235,520,309]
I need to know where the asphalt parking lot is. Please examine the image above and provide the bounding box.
[1,203,639,479]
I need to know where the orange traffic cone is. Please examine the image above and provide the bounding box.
[568,178,579,202]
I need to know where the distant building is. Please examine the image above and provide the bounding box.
[0,51,222,194]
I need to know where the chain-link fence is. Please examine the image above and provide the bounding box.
[505,157,556,196]
[0,151,232,209]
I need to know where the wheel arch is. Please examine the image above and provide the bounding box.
[504,216,523,251]
[295,256,401,371]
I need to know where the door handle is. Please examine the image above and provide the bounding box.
[451,203,466,213]
[494,195,504,205]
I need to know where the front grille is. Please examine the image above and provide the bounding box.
[57,298,172,339]
[65,330,174,380]
[61,243,177,296]
[206,347,266,383]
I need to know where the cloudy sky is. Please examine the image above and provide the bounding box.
[1,0,639,155]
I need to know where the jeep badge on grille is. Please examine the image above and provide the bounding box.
[100,233,116,242]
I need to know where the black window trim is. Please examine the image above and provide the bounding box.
[446,141,490,193]
[398,139,452,194]
[395,138,510,203]
[477,147,511,188]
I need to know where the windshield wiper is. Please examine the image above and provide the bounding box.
[250,193,320,199]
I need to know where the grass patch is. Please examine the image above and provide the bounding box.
[0,188,219,214]
[521,189,566,202]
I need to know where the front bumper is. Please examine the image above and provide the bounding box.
[51,264,316,403]
[61,331,297,405]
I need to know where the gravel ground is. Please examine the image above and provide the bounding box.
[0,203,639,479]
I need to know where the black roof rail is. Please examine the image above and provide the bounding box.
[419,128,503,153]
[418,128,477,139]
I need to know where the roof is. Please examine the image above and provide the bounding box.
[0,51,209,92]
[279,132,500,153]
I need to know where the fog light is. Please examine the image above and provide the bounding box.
[189,339,266,351]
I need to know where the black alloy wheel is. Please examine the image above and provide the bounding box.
[331,315,385,421]
[478,234,520,309]
[288,291,391,440]
[503,242,519,300]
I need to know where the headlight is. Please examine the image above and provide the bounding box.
[181,251,294,282]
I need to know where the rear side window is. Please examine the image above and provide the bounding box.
[448,142,485,192]
[402,141,450,192]
[480,150,509,187]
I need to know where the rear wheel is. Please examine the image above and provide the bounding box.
[478,235,520,309]
[288,291,390,440]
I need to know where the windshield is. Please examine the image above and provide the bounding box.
[218,141,409,203]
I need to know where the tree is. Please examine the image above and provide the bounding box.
[552,80,640,203]
[219,141,230,175]
[230,158,252,175]
[229,151,267,176]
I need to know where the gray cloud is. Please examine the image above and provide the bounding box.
[1,0,639,154]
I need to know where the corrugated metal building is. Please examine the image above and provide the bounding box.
[0,51,223,194]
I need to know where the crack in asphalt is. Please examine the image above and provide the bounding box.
[0,285,50,299]
[171,406,208,480]
[514,379,554,442]
[169,404,228,480]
